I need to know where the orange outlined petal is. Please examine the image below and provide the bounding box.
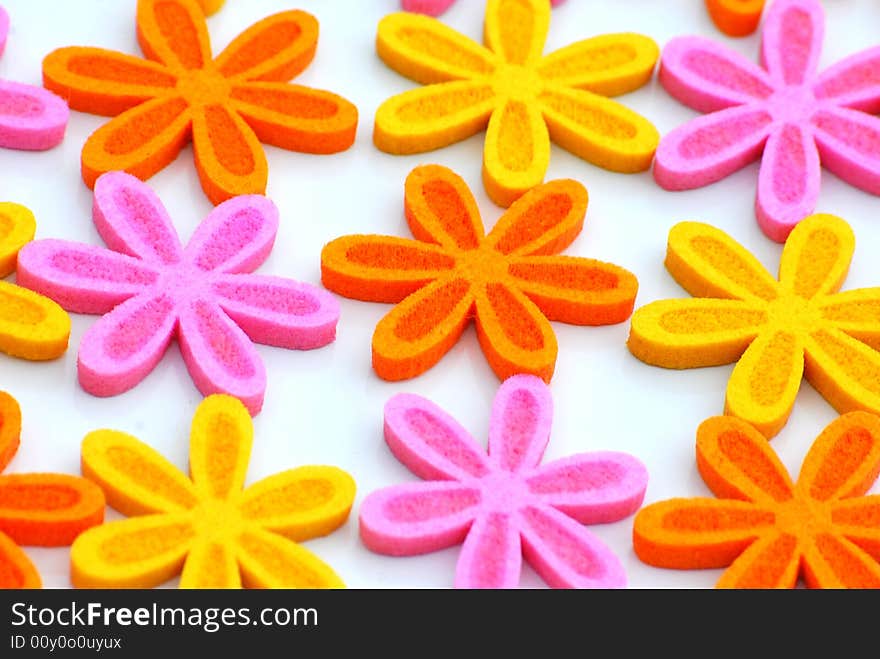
[627,298,768,368]
[136,0,212,72]
[214,10,318,82]
[805,328,880,417]
[179,539,241,589]
[188,395,253,501]
[831,496,880,559]
[0,203,36,278]
[0,391,20,472]
[801,532,880,588]
[484,0,549,67]
[239,466,355,542]
[715,532,800,588]
[705,0,766,37]
[404,164,485,251]
[237,526,344,588]
[196,0,224,16]
[81,430,198,517]
[0,281,71,361]
[778,214,854,300]
[0,532,40,589]
[320,235,454,303]
[372,276,474,381]
[42,47,178,117]
[819,288,880,352]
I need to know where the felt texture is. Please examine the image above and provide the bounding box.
[633,412,880,588]
[16,171,339,415]
[628,213,880,439]
[375,0,659,207]
[321,164,637,382]
[656,0,880,242]
[705,0,765,37]
[359,374,648,588]
[402,0,566,18]
[42,0,358,205]
[71,394,356,589]
[0,5,68,151]
[0,391,105,589]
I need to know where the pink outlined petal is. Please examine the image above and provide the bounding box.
[813,106,880,195]
[211,274,340,350]
[0,80,69,151]
[184,195,278,274]
[92,172,183,265]
[525,451,648,524]
[77,293,177,397]
[358,481,481,556]
[16,240,159,314]
[520,505,627,589]
[454,512,521,589]
[812,47,880,113]
[383,393,492,482]
[654,105,773,190]
[488,374,553,473]
[756,123,821,242]
[760,0,824,87]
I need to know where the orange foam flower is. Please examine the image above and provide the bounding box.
[321,164,638,382]
[634,413,880,588]
[0,391,105,589]
[705,0,765,36]
[42,0,358,205]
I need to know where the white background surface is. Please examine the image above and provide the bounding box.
[2,0,880,589]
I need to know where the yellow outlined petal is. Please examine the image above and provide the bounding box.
[0,203,36,278]
[179,538,242,589]
[237,526,344,589]
[819,288,880,351]
[778,214,854,300]
[0,281,70,361]
[189,394,253,501]
[805,328,880,416]
[484,0,549,66]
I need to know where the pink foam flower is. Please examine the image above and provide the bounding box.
[655,0,880,242]
[0,5,68,150]
[360,374,648,588]
[16,171,339,415]
[402,0,565,18]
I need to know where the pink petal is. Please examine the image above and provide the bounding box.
[520,505,627,589]
[383,393,492,482]
[92,171,183,265]
[813,106,880,195]
[15,240,159,314]
[177,297,267,416]
[0,80,69,151]
[211,273,340,350]
[77,293,177,397]
[756,123,821,242]
[184,195,278,274]
[653,105,773,190]
[454,512,521,589]
[401,0,456,16]
[525,451,648,524]
[488,374,553,473]
[813,47,880,113]
[358,481,481,556]
[760,0,824,86]
[659,37,774,113]
[0,7,9,57]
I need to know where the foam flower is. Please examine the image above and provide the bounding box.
[321,164,638,382]
[17,171,339,415]
[705,0,765,37]
[655,0,880,242]
[375,0,659,207]
[360,375,648,588]
[628,213,880,439]
[0,391,105,589]
[634,413,880,589]
[71,394,356,589]
[42,0,358,205]
[196,0,224,15]
[402,0,566,18]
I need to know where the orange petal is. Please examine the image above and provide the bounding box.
[705,0,766,37]
[196,0,224,16]
[0,391,21,472]
[716,532,800,588]
[136,0,211,72]
[778,214,854,300]
[831,495,880,560]
[484,0,549,66]
[214,10,318,82]
[0,203,36,278]
[404,164,485,250]
[189,395,253,501]
[801,532,880,588]
[0,532,40,589]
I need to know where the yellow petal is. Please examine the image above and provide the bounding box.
[0,202,36,278]
[237,526,344,589]
[778,214,854,299]
[189,394,253,501]
[0,282,70,361]
[484,0,549,66]
[819,288,880,351]
[805,327,880,416]
[179,538,242,589]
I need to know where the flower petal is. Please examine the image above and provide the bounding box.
[372,276,475,381]
[179,538,241,589]
[508,255,638,325]
[0,392,20,472]
[136,0,211,72]
[818,288,880,351]
[383,392,492,481]
[659,37,773,112]
[653,106,773,191]
[214,10,318,82]
[0,81,69,151]
[540,86,658,175]
[81,429,198,516]
[812,46,880,113]
[0,281,70,361]
[239,466,355,541]
[80,96,192,189]
[236,526,344,588]
[716,531,801,588]
[359,481,480,555]
[804,327,880,417]
[454,512,521,589]
[760,0,823,86]
[705,0,766,38]
[42,47,177,116]
[401,0,456,16]
[831,496,880,560]
[664,221,779,301]
[526,452,648,524]
[0,532,40,589]
[404,164,486,251]
[77,293,178,397]
[177,298,267,416]
[230,82,357,154]
[778,213,854,300]
[520,504,627,588]
[813,106,880,195]
[487,373,552,472]
[537,34,658,95]
[0,202,35,278]
[70,513,195,588]
[801,532,880,589]
[188,394,253,501]
[724,329,804,438]
[627,298,768,368]
[484,0,549,66]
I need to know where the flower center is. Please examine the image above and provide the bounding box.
[477,471,530,513]
[491,64,543,101]
[765,293,820,332]
[157,263,209,301]
[773,496,831,540]
[191,498,243,541]
[456,247,509,285]
[176,68,231,107]
[766,85,817,124]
